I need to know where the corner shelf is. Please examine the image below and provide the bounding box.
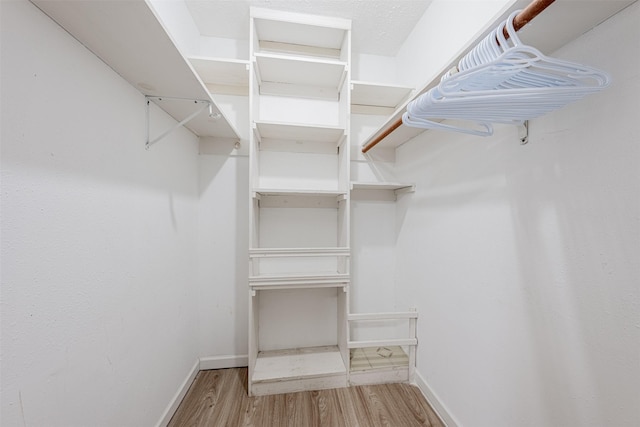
[31,0,240,142]
[351,81,413,115]
[188,56,250,96]
[350,182,415,192]
[350,182,416,200]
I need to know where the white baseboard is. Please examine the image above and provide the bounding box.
[199,354,248,370]
[413,369,461,427]
[156,359,200,427]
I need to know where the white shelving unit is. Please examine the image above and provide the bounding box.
[248,8,352,397]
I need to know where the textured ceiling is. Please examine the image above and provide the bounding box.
[184,0,434,56]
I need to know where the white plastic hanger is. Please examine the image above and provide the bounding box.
[403,10,611,136]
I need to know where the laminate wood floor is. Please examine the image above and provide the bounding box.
[168,368,445,427]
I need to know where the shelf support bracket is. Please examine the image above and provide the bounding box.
[518,120,529,145]
[145,96,213,150]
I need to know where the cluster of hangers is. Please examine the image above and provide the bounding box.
[402,9,611,136]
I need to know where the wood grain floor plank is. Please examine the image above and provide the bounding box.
[168,368,444,427]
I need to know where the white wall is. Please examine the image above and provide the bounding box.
[352,53,397,83]
[395,3,640,426]
[196,91,250,361]
[396,0,511,89]
[196,151,249,359]
[1,1,200,426]
[149,0,201,57]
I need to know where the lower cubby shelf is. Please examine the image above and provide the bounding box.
[251,346,348,396]
[348,345,410,386]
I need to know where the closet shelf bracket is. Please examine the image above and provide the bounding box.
[145,96,218,149]
[518,120,529,145]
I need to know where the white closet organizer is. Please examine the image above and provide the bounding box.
[248,8,352,397]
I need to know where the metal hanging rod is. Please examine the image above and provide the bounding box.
[361,0,556,154]
[145,96,221,149]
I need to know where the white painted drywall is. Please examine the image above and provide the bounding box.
[199,36,250,60]
[1,1,200,426]
[394,3,640,426]
[197,94,250,360]
[396,0,512,89]
[148,0,201,57]
[196,153,250,358]
[352,53,398,83]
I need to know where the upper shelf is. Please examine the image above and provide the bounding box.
[351,81,413,115]
[30,0,240,142]
[252,7,350,59]
[361,0,636,151]
[254,53,348,99]
[254,121,345,145]
[188,57,250,96]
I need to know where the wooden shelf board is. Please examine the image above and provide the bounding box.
[31,0,239,141]
[252,346,346,383]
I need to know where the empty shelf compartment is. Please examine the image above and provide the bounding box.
[250,247,349,283]
[349,346,409,372]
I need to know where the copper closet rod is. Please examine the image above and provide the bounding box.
[361,0,556,154]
